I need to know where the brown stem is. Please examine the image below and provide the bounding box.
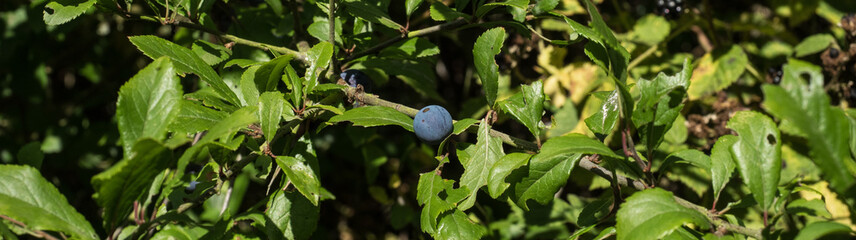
[0,215,60,240]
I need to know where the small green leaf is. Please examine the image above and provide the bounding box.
[794,221,853,240]
[259,92,285,142]
[304,42,333,96]
[283,64,303,107]
[459,118,505,210]
[266,190,319,240]
[435,210,487,239]
[533,0,559,14]
[129,35,240,105]
[429,2,469,21]
[616,188,708,240]
[498,80,545,138]
[275,156,322,206]
[255,55,294,94]
[92,140,172,229]
[239,65,261,106]
[329,106,415,132]
[793,34,835,57]
[786,198,832,218]
[0,165,98,239]
[341,0,403,30]
[487,153,531,198]
[687,46,747,100]
[168,100,229,133]
[379,37,440,59]
[473,27,507,108]
[116,57,182,157]
[452,118,480,135]
[475,0,528,18]
[191,40,231,66]
[632,59,691,154]
[727,111,781,211]
[632,14,670,45]
[197,106,258,146]
[710,135,737,205]
[307,18,343,45]
[43,0,96,25]
[17,142,44,169]
[584,89,619,140]
[362,58,443,101]
[405,0,423,16]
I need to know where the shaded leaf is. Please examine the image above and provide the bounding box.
[632,14,670,45]
[191,40,231,66]
[17,142,44,169]
[487,153,531,198]
[304,42,333,96]
[405,0,423,16]
[342,0,403,30]
[0,165,98,239]
[266,190,319,240]
[92,140,172,229]
[430,2,469,21]
[632,59,691,154]
[793,34,835,57]
[168,100,228,133]
[259,92,285,142]
[794,221,853,240]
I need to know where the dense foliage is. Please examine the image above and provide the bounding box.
[2,0,856,239]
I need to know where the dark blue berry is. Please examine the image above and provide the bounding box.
[413,105,453,144]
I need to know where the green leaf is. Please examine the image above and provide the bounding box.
[584,89,619,140]
[342,0,403,30]
[191,40,231,66]
[362,58,443,101]
[197,106,258,146]
[452,118,480,135]
[275,156,322,206]
[259,92,285,142]
[255,55,294,94]
[429,2,469,21]
[304,42,333,96]
[710,135,737,205]
[0,165,98,239]
[459,118,505,210]
[151,225,207,240]
[794,221,853,240]
[129,35,240,105]
[514,134,619,210]
[661,149,710,173]
[475,0,529,18]
[379,37,440,59]
[761,59,856,194]
[116,57,182,157]
[487,153,531,198]
[793,34,835,57]
[417,173,456,234]
[329,106,414,132]
[616,188,708,240]
[727,111,781,211]
[473,27,507,108]
[687,46,748,100]
[266,190,319,240]
[632,59,691,154]
[185,88,237,112]
[307,18,343,45]
[534,0,559,14]
[405,0,423,16]
[498,80,545,138]
[92,139,172,229]
[786,198,832,218]
[579,0,630,82]
[43,0,96,25]
[435,210,487,239]
[168,100,229,133]
[632,14,670,45]
[283,64,303,107]
[263,0,283,15]
[17,142,44,169]
[239,65,261,106]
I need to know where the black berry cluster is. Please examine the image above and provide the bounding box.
[656,0,684,19]
[767,67,783,85]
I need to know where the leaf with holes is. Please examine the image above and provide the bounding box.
[727,110,781,211]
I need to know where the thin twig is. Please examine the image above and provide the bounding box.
[0,215,60,240]
[342,18,468,63]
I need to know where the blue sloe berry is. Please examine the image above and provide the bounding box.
[341,69,373,92]
[413,105,453,144]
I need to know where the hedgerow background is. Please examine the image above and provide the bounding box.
[1,0,856,239]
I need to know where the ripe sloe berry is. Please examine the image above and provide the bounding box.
[413,105,453,145]
[768,67,783,84]
[341,69,373,92]
[656,0,683,19]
